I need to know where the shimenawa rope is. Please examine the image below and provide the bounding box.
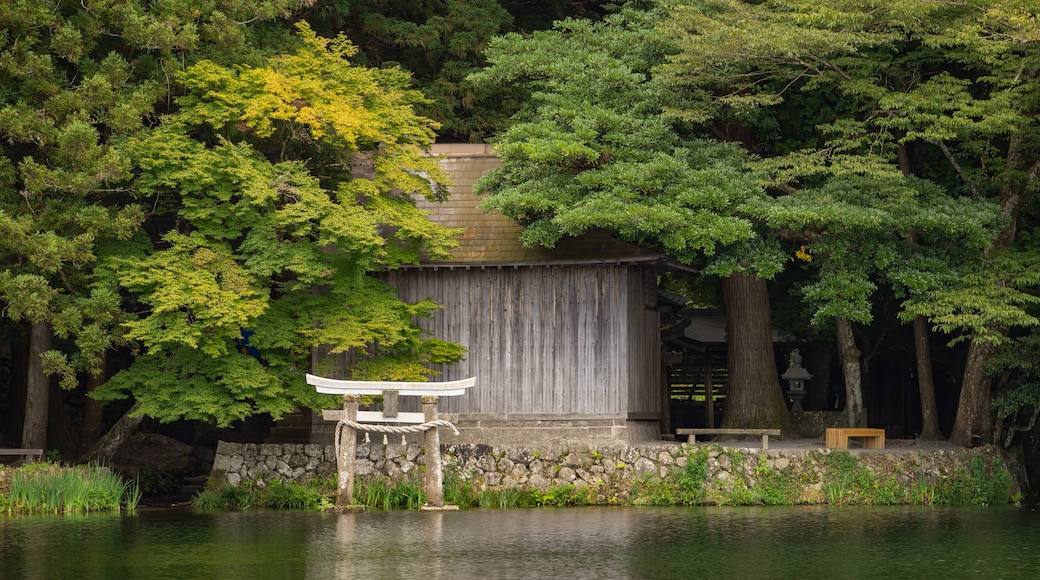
[334,419,460,448]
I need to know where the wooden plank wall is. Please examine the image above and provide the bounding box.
[382,264,661,417]
[627,269,662,416]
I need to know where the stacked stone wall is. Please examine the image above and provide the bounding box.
[210,440,1020,503]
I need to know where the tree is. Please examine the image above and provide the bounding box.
[752,173,995,427]
[656,0,1035,442]
[470,8,795,432]
[304,0,617,142]
[1,2,466,452]
[0,0,185,450]
[92,23,466,426]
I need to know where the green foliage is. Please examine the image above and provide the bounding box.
[990,329,1040,430]
[0,0,314,394]
[443,465,479,507]
[0,2,468,428]
[822,451,872,505]
[751,456,800,506]
[658,0,1038,339]
[901,251,1040,346]
[192,485,256,510]
[265,478,334,509]
[628,449,712,506]
[470,7,780,275]
[678,450,709,503]
[90,22,465,425]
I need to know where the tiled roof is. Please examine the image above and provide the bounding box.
[417,144,662,266]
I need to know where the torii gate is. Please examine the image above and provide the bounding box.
[306,374,476,510]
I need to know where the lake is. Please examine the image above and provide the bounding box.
[2,505,1038,579]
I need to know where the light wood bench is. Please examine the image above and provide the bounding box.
[676,428,781,450]
[0,448,44,462]
[825,428,885,449]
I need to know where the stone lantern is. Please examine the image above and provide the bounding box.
[781,349,813,412]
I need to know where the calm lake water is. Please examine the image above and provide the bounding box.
[2,505,1039,579]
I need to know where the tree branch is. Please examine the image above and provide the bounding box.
[928,139,981,198]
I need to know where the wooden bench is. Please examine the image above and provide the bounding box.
[0,448,44,462]
[825,428,885,449]
[676,428,781,450]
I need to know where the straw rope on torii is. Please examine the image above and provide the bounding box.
[334,418,460,448]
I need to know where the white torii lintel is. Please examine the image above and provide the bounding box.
[306,374,476,397]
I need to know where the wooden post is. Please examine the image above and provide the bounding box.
[337,394,360,507]
[422,395,444,508]
[703,356,715,429]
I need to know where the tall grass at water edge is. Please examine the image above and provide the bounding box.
[0,463,141,514]
[192,450,1017,511]
[194,469,546,511]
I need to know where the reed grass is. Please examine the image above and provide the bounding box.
[1,463,141,514]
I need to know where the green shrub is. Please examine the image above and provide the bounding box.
[752,458,800,506]
[539,484,594,507]
[678,450,709,505]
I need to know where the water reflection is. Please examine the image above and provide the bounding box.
[2,506,1039,579]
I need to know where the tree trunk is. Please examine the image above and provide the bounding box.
[903,224,943,440]
[78,351,107,458]
[719,272,793,433]
[835,316,865,427]
[21,321,51,451]
[950,135,1035,446]
[913,315,943,440]
[950,340,996,447]
[83,404,144,464]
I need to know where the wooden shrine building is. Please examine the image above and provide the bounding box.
[313,144,676,446]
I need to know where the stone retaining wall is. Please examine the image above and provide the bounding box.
[210,440,1021,503]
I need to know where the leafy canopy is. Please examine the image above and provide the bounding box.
[89,23,465,425]
[470,8,780,274]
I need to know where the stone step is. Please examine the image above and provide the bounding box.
[177,474,210,496]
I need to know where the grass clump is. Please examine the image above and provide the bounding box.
[193,477,333,510]
[821,451,911,506]
[0,462,140,514]
[355,475,425,510]
[819,452,1013,507]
